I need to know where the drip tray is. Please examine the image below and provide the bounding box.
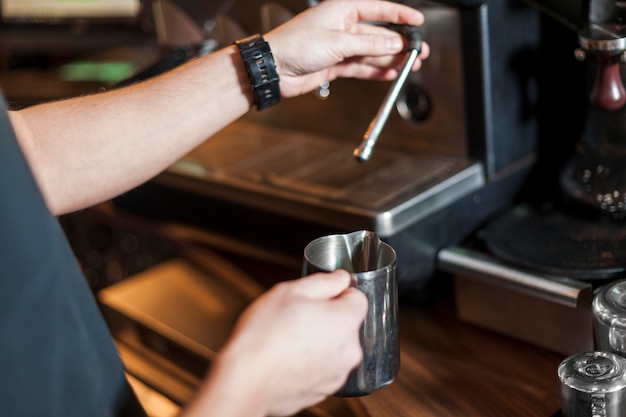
[438,245,594,355]
[157,122,484,237]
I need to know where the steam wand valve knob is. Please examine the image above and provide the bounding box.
[353,25,423,163]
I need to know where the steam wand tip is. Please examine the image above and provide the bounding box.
[353,146,370,163]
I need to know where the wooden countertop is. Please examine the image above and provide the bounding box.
[76,204,567,417]
[350,292,565,417]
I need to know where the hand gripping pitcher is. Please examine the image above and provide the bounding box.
[302,230,399,396]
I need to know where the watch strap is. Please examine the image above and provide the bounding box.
[234,34,280,110]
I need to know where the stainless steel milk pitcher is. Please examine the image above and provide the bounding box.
[302,230,399,397]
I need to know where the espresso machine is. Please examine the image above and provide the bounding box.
[480,0,626,281]
[440,0,626,355]
[116,0,585,305]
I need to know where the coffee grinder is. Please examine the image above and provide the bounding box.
[482,0,626,282]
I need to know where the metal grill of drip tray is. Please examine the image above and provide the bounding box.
[156,122,485,237]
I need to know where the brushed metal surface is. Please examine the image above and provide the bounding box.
[160,122,484,237]
[438,246,594,355]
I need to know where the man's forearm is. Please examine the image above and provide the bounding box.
[9,45,253,215]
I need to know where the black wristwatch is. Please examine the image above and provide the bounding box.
[234,34,281,110]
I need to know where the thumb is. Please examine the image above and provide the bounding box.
[290,270,353,300]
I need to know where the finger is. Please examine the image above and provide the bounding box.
[418,41,430,61]
[334,286,369,320]
[353,1,425,28]
[326,60,421,81]
[355,52,421,71]
[336,31,406,60]
[289,270,353,299]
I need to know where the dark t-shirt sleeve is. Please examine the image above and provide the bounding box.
[0,95,146,417]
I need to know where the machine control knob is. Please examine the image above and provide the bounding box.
[397,83,432,123]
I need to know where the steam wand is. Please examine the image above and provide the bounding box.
[354,24,423,163]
